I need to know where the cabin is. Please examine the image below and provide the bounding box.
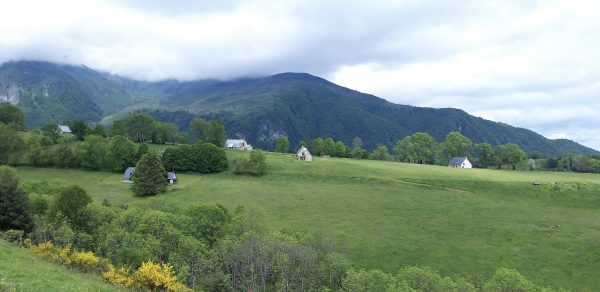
[225,139,253,151]
[123,167,136,181]
[448,157,472,168]
[57,125,72,135]
[296,146,313,161]
[167,171,177,184]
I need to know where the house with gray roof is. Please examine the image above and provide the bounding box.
[225,139,253,151]
[57,125,72,135]
[297,146,313,161]
[123,167,136,181]
[448,157,472,168]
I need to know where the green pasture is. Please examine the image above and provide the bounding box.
[15,151,600,290]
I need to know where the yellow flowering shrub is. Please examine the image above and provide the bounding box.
[30,241,58,261]
[71,250,101,269]
[58,244,72,265]
[132,261,191,292]
[102,264,134,287]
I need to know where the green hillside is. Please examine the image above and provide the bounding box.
[0,240,120,291]
[1,61,597,156]
[15,151,600,290]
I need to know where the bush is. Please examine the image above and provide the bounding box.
[71,250,101,270]
[484,268,538,292]
[132,261,191,291]
[0,229,24,246]
[233,150,268,176]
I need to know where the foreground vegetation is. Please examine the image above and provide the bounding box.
[11,150,600,290]
[0,240,119,291]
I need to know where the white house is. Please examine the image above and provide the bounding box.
[448,157,472,168]
[296,146,313,161]
[225,139,253,151]
[57,125,72,135]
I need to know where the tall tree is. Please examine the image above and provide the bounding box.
[132,152,167,196]
[80,135,108,170]
[189,118,207,142]
[205,120,226,147]
[323,138,336,156]
[52,185,92,231]
[334,141,347,157]
[0,166,33,232]
[394,132,437,164]
[499,143,526,170]
[476,143,496,168]
[0,124,25,164]
[67,120,89,141]
[0,102,25,129]
[128,114,156,142]
[136,142,149,161]
[108,135,137,172]
[276,136,290,154]
[442,132,473,161]
[369,145,392,161]
[311,138,324,156]
[350,137,367,159]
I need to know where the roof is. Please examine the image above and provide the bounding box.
[448,157,469,166]
[297,146,311,157]
[123,167,136,180]
[167,172,177,180]
[58,125,72,133]
[226,139,246,148]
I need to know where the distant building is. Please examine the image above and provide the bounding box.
[448,157,472,168]
[167,171,177,184]
[57,125,72,135]
[123,166,178,184]
[297,146,313,161]
[225,139,253,151]
[123,167,136,181]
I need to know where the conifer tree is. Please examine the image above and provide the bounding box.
[131,152,167,196]
[0,166,33,232]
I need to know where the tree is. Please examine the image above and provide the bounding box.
[41,122,59,142]
[276,136,290,154]
[475,143,496,168]
[205,120,226,147]
[191,143,228,173]
[80,135,108,170]
[90,124,107,137]
[484,268,537,292]
[67,120,89,141]
[189,118,207,142]
[297,140,308,149]
[334,141,347,157]
[369,145,392,161]
[442,132,472,161]
[0,102,25,129]
[352,137,363,150]
[136,142,149,161]
[132,152,167,196]
[52,185,92,231]
[108,135,137,172]
[128,114,155,142]
[247,150,268,176]
[499,143,526,170]
[323,138,336,156]
[0,124,25,164]
[350,137,367,159]
[311,138,324,156]
[394,132,437,164]
[0,166,33,232]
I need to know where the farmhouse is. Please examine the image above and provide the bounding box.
[297,146,313,161]
[57,125,72,135]
[123,167,178,184]
[225,139,253,151]
[448,157,472,168]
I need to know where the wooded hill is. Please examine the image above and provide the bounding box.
[1,61,597,156]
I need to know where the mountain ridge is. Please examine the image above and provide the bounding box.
[0,60,597,156]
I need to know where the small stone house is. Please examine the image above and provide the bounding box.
[297,146,313,161]
[448,157,472,168]
[225,139,253,151]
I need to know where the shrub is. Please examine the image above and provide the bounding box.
[132,261,191,292]
[102,264,134,287]
[30,241,59,262]
[71,250,101,270]
[233,150,268,176]
[0,229,24,246]
[484,268,538,292]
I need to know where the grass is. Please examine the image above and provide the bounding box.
[0,240,121,292]
[15,151,600,290]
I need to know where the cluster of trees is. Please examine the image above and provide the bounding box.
[111,113,186,144]
[233,150,268,176]
[1,167,566,291]
[161,143,228,173]
[554,154,600,173]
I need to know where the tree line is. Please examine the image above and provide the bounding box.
[1,167,565,291]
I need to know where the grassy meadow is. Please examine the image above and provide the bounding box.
[15,150,600,290]
[0,240,120,291]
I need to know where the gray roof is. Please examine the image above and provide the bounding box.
[123,167,136,180]
[226,139,246,148]
[167,172,177,180]
[58,125,72,133]
[448,157,468,166]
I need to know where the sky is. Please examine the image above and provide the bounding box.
[1,0,599,150]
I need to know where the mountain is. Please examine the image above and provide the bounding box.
[1,61,597,156]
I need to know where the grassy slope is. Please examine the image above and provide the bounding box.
[0,240,121,292]
[15,151,600,290]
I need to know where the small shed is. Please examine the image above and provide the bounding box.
[448,157,472,168]
[57,125,72,135]
[167,171,177,184]
[225,139,253,151]
[123,167,136,181]
[297,146,313,161]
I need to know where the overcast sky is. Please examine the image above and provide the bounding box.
[1,0,599,150]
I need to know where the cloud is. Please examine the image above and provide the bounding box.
[0,0,599,150]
